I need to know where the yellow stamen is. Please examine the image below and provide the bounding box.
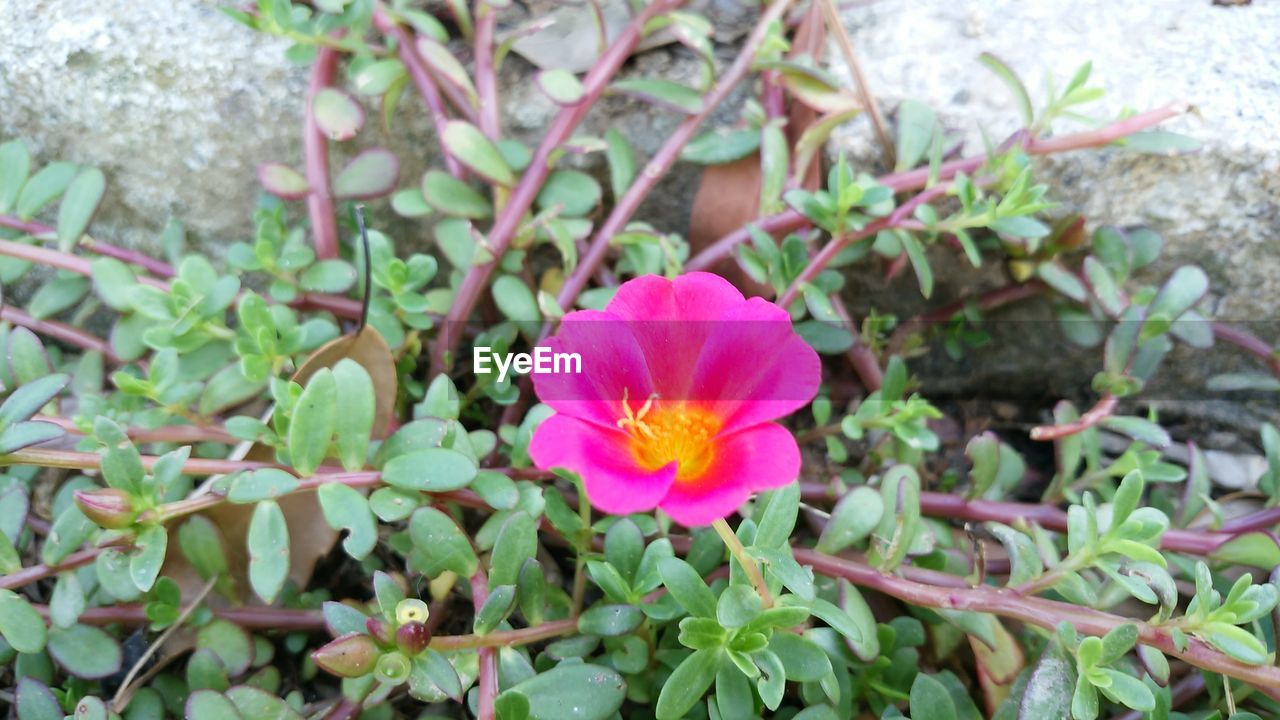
[617,389,721,483]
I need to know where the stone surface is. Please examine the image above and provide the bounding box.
[0,0,308,256]
[829,0,1280,324]
[823,0,1280,420]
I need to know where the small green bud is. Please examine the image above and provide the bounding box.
[311,633,379,678]
[74,488,138,529]
[374,651,412,685]
[395,621,431,655]
[395,598,430,625]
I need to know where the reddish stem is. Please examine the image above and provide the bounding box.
[776,216,918,308]
[372,6,465,179]
[1030,394,1118,441]
[555,0,798,312]
[792,547,1280,697]
[471,571,498,720]
[36,415,236,445]
[473,4,501,141]
[829,294,884,390]
[1213,322,1280,378]
[687,103,1187,271]
[305,45,342,260]
[1,306,122,364]
[0,216,175,277]
[434,0,684,374]
[0,545,106,590]
[799,481,1237,556]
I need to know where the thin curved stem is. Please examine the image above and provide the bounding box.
[304,44,342,260]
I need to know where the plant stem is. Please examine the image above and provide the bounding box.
[792,547,1280,698]
[776,216,921,308]
[471,570,498,720]
[304,44,342,260]
[819,0,894,166]
[1,306,123,364]
[473,2,501,141]
[1030,393,1118,441]
[433,0,685,375]
[554,0,797,314]
[686,103,1186,271]
[372,5,465,179]
[712,518,774,608]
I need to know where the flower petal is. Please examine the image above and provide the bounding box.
[529,414,676,516]
[689,297,821,432]
[658,422,800,526]
[530,310,654,429]
[605,272,746,400]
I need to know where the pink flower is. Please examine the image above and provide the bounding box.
[529,273,821,526]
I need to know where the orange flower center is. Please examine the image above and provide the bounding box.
[617,391,721,483]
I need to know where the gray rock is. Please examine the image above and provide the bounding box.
[0,0,308,256]
[824,0,1280,418]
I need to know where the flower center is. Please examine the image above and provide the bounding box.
[617,390,721,482]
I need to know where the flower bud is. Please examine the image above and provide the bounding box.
[74,488,138,529]
[395,621,431,655]
[374,651,412,685]
[395,598,430,626]
[366,616,394,646]
[311,633,378,678]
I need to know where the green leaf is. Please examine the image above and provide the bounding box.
[442,121,515,185]
[910,673,959,720]
[536,169,601,217]
[178,516,231,590]
[894,100,938,171]
[611,79,702,114]
[317,483,377,559]
[490,511,537,587]
[422,170,492,218]
[1121,131,1201,154]
[257,163,309,199]
[987,524,1043,587]
[17,161,77,219]
[816,485,882,553]
[604,128,635,197]
[1200,623,1268,665]
[200,364,267,417]
[977,53,1034,127]
[492,275,540,322]
[0,374,68,425]
[185,690,243,720]
[312,88,364,141]
[229,469,300,503]
[754,648,786,709]
[898,231,933,298]
[811,586,879,660]
[681,127,760,165]
[1096,668,1154,711]
[655,649,721,720]
[408,506,478,577]
[753,483,799,550]
[196,619,253,676]
[769,631,832,681]
[578,604,644,636]
[299,259,356,293]
[1147,266,1208,326]
[0,420,63,454]
[288,369,336,476]
[56,168,106,251]
[353,58,407,95]
[331,359,375,471]
[1037,262,1088,302]
[1018,643,1075,719]
[0,589,47,653]
[1100,416,1171,448]
[332,148,399,200]
[509,663,627,720]
[382,448,477,491]
[130,524,168,592]
[16,678,62,720]
[536,68,585,105]
[47,624,122,678]
[247,500,289,603]
[991,216,1050,239]
[659,557,718,618]
[0,140,31,214]
[474,584,517,635]
[225,685,304,720]
[716,585,762,629]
